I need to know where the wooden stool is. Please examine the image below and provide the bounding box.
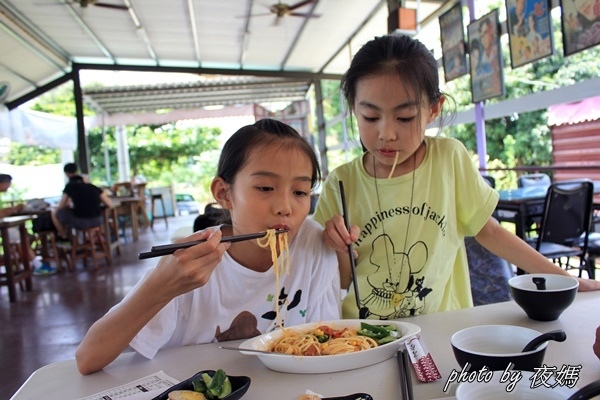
[134,183,150,230]
[102,205,121,257]
[34,230,62,271]
[1,242,28,293]
[151,193,168,229]
[59,226,112,271]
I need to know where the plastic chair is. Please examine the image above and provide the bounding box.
[481,175,500,220]
[517,173,551,238]
[517,173,551,189]
[481,175,495,189]
[586,232,600,280]
[531,179,594,278]
[465,237,514,306]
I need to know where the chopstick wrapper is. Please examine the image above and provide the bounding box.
[405,335,442,382]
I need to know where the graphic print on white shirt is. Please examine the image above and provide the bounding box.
[214,286,305,341]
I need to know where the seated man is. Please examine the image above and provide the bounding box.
[0,174,54,275]
[0,174,24,217]
[52,176,112,240]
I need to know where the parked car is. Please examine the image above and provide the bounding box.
[175,193,200,215]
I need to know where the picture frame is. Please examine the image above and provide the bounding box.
[439,2,468,82]
[505,0,554,68]
[560,0,600,56]
[467,9,505,103]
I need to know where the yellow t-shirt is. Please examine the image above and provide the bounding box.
[313,136,499,319]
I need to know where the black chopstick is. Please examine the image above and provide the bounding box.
[398,349,414,400]
[404,349,414,400]
[138,230,287,260]
[398,350,408,400]
[338,180,368,319]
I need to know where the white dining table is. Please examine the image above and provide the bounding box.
[10,291,600,400]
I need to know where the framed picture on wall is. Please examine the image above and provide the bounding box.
[439,2,468,82]
[505,0,553,68]
[560,0,600,56]
[467,9,505,103]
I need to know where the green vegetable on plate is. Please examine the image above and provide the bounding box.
[358,322,400,345]
[190,369,233,399]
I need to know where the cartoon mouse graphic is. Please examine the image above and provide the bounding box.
[362,234,431,319]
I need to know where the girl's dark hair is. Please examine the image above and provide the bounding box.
[342,34,451,126]
[217,118,321,188]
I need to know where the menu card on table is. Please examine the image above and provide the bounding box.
[78,371,178,400]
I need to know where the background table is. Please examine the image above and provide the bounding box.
[10,292,600,399]
[495,187,547,240]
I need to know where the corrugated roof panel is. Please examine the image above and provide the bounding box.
[548,96,600,126]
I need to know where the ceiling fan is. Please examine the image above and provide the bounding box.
[69,0,129,10]
[269,0,319,18]
[250,0,320,23]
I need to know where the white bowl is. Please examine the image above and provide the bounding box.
[456,370,575,399]
[238,319,421,374]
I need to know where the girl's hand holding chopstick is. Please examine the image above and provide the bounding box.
[321,211,360,290]
[149,229,231,297]
[322,214,360,255]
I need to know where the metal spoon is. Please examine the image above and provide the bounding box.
[521,329,567,352]
[219,345,286,355]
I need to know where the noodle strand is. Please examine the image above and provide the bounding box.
[387,151,399,179]
[257,229,290,328]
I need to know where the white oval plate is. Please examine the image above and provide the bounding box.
[238,319,421,374]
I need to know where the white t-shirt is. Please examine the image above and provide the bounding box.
[116,218,341,359]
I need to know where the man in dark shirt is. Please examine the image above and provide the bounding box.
[51,176,112,239]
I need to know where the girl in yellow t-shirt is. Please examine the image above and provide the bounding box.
[313,34,600,320]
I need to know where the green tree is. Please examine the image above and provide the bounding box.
[85,117,221,202]
[5,142,60,166]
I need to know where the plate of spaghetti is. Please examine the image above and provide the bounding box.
[238,319,421,373]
